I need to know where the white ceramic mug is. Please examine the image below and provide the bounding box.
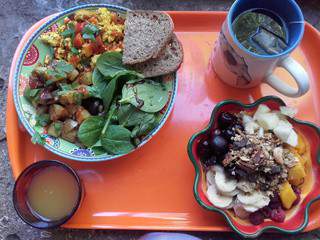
[212,0,309,98]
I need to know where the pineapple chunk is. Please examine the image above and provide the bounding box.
[294,152,307,166]
[295,134,306,155]
[288,162,306,186]
[279,181,297,210]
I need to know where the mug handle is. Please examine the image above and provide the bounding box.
[264,57,309,97]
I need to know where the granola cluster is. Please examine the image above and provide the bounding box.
[222,128,297,194]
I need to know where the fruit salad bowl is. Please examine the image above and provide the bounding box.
[187,96,320,238]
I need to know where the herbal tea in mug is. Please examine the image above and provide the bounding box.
[232,9,288,55]
[211,0,309,97]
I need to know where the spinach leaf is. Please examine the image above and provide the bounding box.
[31,132,46,145]
[91,146,106,155]
[101,77,117,112]
[117,104,155,128]
[92,68,109,92]
[119,80,169,113]
[96,52,125,78]
[78,116,105,147]
[117,104,136,126]
[35,113,51,127]
[101,102,117,135]
[131,114,156,138]
[101,125,135,155]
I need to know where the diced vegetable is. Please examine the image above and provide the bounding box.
[59,90,82,105]
[49,104,69,121]
[73,33,84,49]
[75,106,91,124]
[67,68,80,81]
[61,119,78,142]
[47,121,63,137]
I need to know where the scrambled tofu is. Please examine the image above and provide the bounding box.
[39,7,124,68]
[96,8,124,43]
[40,32,62,47]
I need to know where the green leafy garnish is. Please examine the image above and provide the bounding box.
[35,113,51,127]
[31,132,46,145]
[61,28,75,38]
[70,47,79,55]
[82,23,99,41]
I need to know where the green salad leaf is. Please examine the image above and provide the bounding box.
[101,125,135,155]
[96,52,126,77]
[120,80,169,113]
[78,116,105,147]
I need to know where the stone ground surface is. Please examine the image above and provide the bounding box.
[1,0,320,239]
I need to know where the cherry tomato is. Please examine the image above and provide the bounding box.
[69,55,80,66]
[73,33,84,49]
[75,22,86,33]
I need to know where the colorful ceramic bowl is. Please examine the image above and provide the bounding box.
[187,96,320,238]
[12,4,178,161]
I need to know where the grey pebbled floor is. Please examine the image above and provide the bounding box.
[1,0,320,239]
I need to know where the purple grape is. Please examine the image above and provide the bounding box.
[210,135,228,156]
[249,211,264,225]
[218,112,236,129]
[269,194,282,209]
[270,208,286,223]
[261,206,272,218]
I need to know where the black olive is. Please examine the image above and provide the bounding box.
[218,112,237,129]
[210,134,229,156]
[82,97,104,115]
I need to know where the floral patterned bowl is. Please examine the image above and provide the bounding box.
[187,96,320,238]
[12,4,178,162]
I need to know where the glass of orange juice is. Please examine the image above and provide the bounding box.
[13,160,82,229]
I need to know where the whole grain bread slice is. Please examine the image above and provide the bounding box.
[130,33,183,77]
[122,11,174,65]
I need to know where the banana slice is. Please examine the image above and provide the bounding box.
[207,184,234,209]
[206,170,215,186]
[237,191,270,208]
[222,188,239,197]
[273,120,293,142]
[215,169,237,193]
[242,204,259,213]
[213,165,224,173]
[253,104,271,120]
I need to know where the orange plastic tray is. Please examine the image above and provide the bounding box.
[6,11,320,231]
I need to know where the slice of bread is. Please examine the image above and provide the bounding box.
[123,11,174,65]
[130,33,183,77]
